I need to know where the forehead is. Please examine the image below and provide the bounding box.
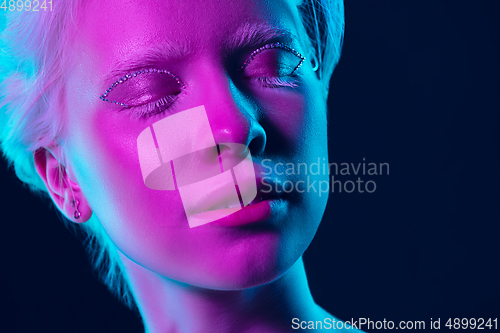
[75,0,298,78]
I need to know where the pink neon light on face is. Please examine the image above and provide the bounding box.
[64,0,329,290]
[137,105,258,228]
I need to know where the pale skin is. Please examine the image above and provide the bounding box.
[33,0,362,332]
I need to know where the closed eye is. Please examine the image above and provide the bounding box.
[240,42,304,89]
[99,69,184,118]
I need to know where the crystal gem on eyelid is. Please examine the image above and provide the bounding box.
[99,68,185,106]
[239,42,305,72]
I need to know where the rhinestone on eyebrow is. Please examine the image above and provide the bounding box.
[99,69,185,108]
[239,42,305,72]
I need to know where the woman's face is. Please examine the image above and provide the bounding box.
[64,0,329,288]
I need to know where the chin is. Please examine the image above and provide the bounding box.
[191,242,300,291]
[200,265,286,291]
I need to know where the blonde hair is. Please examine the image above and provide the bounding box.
[0,0,344,310]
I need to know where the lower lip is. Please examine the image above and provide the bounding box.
[191,200,273,227]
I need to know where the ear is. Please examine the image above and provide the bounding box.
[33,146,92,223]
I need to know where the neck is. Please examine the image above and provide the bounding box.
[118,253,327,333]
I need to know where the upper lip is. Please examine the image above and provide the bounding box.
[185,164,283,217]
[188,174,244,216]
[250,175,283,205]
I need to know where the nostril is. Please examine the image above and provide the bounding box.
[248,135,266,157]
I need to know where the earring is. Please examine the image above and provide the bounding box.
[71,199,81,219]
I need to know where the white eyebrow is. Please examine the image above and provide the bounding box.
[100,39,191,86]
[225,22,296,50]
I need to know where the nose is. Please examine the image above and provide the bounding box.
[193,66,267,158]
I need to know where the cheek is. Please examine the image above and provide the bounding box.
[68,109,188,244]
[261,90,307,140]
[253,84,327,149]
[77,110,143,205]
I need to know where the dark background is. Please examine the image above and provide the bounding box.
[1,0,499,332]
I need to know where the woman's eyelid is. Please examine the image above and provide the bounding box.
[239,41,305,73]
[127,95,179,119]
[99,68,185,108]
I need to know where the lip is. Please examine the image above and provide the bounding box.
[191,198,275,227]
[187,173,283,227]
[184,165,257,217]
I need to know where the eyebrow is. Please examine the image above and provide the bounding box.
[100,39,191,87]
[225,22,296,51]
[99,22,298,89]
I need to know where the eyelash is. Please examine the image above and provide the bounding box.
[256,77,299,88]
[128,95,179,118]
[240,42,304,89]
